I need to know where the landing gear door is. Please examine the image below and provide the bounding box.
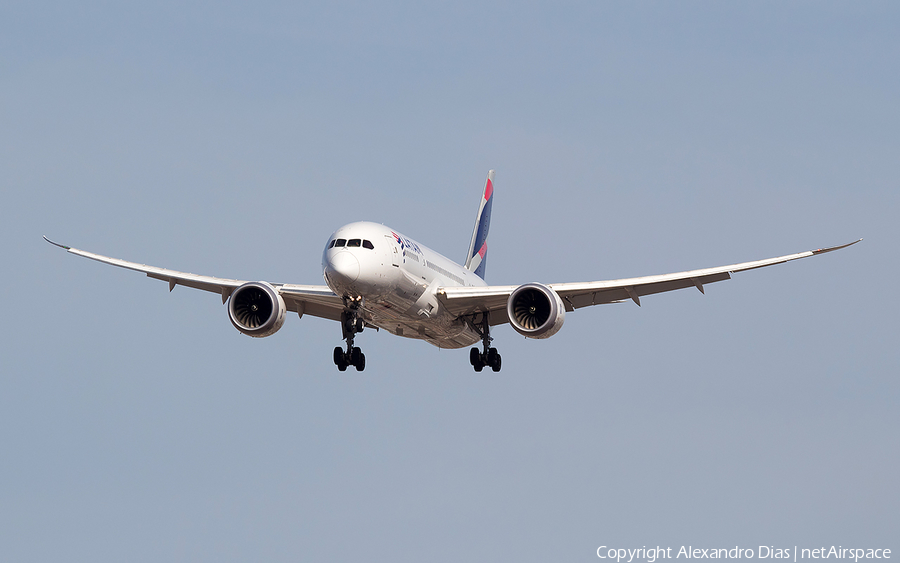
[385,235,400,266]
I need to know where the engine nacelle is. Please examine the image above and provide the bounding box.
[228,281,287,338]
[506,283,566,339]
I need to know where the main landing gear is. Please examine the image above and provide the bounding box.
[334,307,366,372]
[469,313,501,372]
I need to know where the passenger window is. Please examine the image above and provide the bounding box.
[362,240,374,250]
[335,239,346,247]
[328,239,336,248]
[347,239,361,247]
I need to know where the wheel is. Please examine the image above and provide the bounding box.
[355,352,366,372]
[350,347,362,366]
[470,348,485,372]
[356,318,365,332]
[491,353,501,372]
[333,346,344,366]
[486,347,498,364]
[337,362,348,372]
[469,347,481,366]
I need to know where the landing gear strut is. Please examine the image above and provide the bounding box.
[334,303,366,372]
[469,313,501,372]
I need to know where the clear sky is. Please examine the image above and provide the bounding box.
[1,2,897,561]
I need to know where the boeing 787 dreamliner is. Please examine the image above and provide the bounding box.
[46,171,860,372]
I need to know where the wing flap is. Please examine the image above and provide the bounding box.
[278,285,345,320]
[145,271,239,297]
[437,285,517,316]
[557,271,733,309]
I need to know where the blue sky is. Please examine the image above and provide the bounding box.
[1,2,897,561]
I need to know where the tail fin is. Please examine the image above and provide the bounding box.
[464,170,494,280]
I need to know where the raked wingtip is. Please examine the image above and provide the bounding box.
[43,235,70,250]
[811,238,862,255]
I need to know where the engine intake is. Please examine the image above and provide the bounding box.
[228,281,286,338]
[507,283,565,339]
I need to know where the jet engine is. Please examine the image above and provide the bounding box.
[506,283,566,339]
[228,281,287,337]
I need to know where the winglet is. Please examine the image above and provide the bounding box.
[811,238,862,255]
[43,235,70,250]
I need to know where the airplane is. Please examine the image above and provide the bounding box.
[45,170,860,372]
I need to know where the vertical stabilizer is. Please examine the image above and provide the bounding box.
[464,170,494,280]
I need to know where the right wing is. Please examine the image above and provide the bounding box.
[43,236,346,321]
[438,239,862,324]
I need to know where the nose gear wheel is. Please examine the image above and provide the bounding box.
[334,304,366,372]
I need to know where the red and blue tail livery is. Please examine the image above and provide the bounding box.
[464,170,494,280]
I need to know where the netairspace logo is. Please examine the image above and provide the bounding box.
[597,547,892,563]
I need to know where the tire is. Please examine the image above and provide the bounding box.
[491,354,502,372]
[356,352,366,372]
[350,347,362,366]
[333,346,344,366]
[474,363,484,372]
[469,347,481,366]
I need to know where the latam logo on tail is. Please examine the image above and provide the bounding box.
[45,169,860,373]
[464,171,493,279]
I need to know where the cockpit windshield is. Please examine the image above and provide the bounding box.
[328,238,375,250]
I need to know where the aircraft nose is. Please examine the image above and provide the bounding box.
[326,251,360,283]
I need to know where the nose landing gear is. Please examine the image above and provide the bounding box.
[334,305,366,372]
[469,313,501,372]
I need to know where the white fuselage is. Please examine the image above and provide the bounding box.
[322,221,486,349]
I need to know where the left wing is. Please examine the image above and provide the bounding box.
[437,239,861,324]
[43,236,345,321]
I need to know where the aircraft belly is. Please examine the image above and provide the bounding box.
[364,305,479,349]
[359,256,482,349]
